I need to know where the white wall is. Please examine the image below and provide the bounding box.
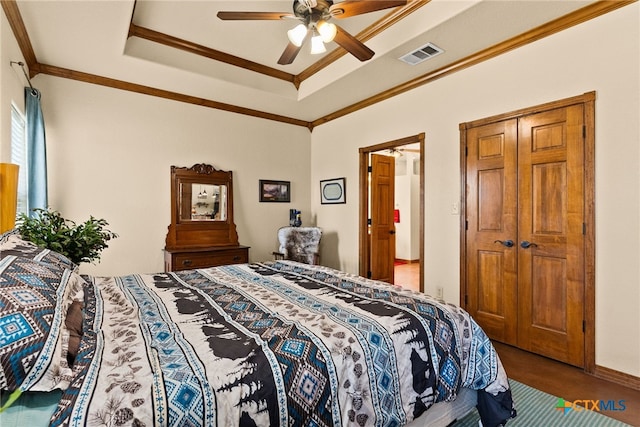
[311,4,640,377]
[34,77,311,276]
[0,11,27,162]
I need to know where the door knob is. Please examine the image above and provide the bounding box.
[389,230,396,235]
[520,241,538,249]
[494,239,514,247]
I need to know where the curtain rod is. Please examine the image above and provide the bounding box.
[9,61,37,94]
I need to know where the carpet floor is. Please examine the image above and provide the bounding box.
[455,380,632,426]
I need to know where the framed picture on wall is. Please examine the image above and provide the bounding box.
[259,180,290,202]
[320,177,346,204]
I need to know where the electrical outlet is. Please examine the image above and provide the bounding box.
[436,287,443,299]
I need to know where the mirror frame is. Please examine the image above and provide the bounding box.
[165,163,239,250]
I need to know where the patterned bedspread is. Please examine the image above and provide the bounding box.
[50,261,512,427]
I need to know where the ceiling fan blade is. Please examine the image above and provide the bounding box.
[333,25,374,61]
[278,28,310,65]
[216,11,294,20]
[278,42,303,65]
[329,0,408,18]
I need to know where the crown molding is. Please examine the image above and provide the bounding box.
[2,0,635,131]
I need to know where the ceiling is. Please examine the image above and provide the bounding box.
[9,0,612,127]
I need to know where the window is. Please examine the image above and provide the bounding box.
[10,104,28,215]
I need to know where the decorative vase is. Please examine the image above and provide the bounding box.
[289,209,296,226]
[290,209,302,227]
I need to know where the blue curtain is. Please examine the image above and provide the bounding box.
[25,87,47,215]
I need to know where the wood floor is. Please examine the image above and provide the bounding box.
[394,261,420,292]
[493,342,640,426]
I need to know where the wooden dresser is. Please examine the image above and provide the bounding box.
[164,163,249,273]
[164,245,249,272]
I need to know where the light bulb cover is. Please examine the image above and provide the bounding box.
[317,21,337,43]
[287,24,307,47]
[310,34,326,54]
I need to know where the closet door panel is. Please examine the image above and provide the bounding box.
[465,120,518,344]
[517,105,585,367]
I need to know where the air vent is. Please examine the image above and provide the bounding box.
[399,43,443,65]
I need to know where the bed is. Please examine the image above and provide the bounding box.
[0,230,515,427]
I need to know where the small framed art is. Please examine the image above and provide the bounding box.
[320,177,346,204]
[259,180,290,202]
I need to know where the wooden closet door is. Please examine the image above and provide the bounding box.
[465,119,518,344]
[464,104,586,367]
[517,105,585,367]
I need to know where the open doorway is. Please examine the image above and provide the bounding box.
[358,133,424,292]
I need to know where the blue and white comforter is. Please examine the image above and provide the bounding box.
[50,261,513,427]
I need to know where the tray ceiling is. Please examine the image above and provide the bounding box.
[9,0,613,127]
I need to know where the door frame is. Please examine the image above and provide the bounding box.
[459,92,596,373]
[359,132,425,292]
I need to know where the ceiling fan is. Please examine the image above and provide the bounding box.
[217,0,408,65]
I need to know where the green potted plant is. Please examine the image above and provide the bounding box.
[17,208,118,265]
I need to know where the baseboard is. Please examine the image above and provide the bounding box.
[594,364,640,391]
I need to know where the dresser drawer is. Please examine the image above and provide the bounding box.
[165,246,249,272]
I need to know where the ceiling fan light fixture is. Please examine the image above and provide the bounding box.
[388,148,403,158]
[287,23,308,46]
[299,0,318,9]
[218,0,407,64]
[317,20,336,43]
[310,33,326,54]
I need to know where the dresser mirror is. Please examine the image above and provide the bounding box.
[180,183,227,222]
[165,163,240,250]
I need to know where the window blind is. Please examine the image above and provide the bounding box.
[10,104,28,215]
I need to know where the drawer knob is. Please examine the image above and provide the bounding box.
[233,256,241,261]
[182,259,192,266]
